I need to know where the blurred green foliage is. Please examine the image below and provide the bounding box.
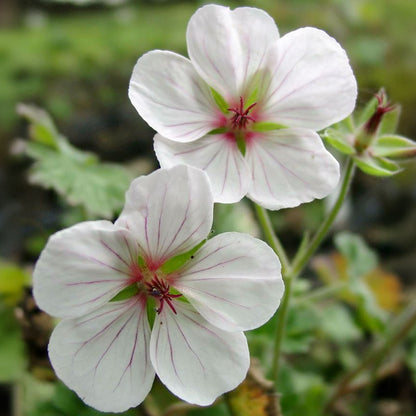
[1,0,415,415]
[0,0,415,136]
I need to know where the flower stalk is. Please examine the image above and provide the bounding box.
[253,203,290,276]
[270,156,356,381]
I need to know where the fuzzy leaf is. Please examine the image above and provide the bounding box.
[19,104,132,218]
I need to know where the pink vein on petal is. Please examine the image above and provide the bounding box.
[182,255,246,277]
[63,250,130,276]
[171,314,205,373]
[99,239,130,268]
[113,300,149,391]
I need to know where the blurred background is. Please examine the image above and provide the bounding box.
[0,1,415,415]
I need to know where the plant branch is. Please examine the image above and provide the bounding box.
[253,203,290,276]
[291,156,355,278]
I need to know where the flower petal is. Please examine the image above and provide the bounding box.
[129,50,218,142]
[187,5,279,101]
[154,133,250,204]
[261,27,357,130]
[150,301,249,405]
[246,129,340,210]
[48,297,154,413]
[33,221,139,319]
[173,232,283,332]
[116,166,213,267]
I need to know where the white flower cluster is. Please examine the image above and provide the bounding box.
[33,4,356,413]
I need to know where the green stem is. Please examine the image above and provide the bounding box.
[324,301,416,412]
[271,157,355,381]
[271,273,293,380]
[253,203,290,275]
[291,157,355,278]
[294,282,347,305]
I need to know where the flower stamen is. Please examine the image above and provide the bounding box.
[146,275,182,314]
[228,97,257,130]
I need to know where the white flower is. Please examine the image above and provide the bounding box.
[129,5,357,210]
[33,165,284,412]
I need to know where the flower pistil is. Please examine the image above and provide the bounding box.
[227,97,257,130]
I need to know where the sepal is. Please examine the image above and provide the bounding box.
[371,134,416,158]
[354,153,401,177]
[323,128,355,155]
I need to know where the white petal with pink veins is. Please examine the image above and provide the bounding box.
[246,129,340,210]
[150,301,249,406]
[129,51,218,142]
[154,133,250,204]
[116,166,213,268]
[261,27,357,131]
[48,297,154,413]
[174,232,283,332]
[187,5,279,101]
[33,221,140,319]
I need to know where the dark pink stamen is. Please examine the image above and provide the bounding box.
[228,97,257,129]
[146,275,182,314]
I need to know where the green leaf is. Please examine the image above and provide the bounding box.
[318,303,362,343]
[26,143,132,218]
[29,381,136,416]
[0,306,26,381]
[349,278,387,332]
[354,153,401,177]
[371,134,416,158]
[334,232,378,278]
[17,103,60,148]
[210,88,229,114]
[323,128,356,155]
[282,305,319,353]
[0,260,30,305]
[279,364,327,416]
[20,104,133,218]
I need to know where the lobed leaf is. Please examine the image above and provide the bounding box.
[20,104,132,218]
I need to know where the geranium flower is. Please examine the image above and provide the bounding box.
[33,166,283,412]
[129,5,357,209]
